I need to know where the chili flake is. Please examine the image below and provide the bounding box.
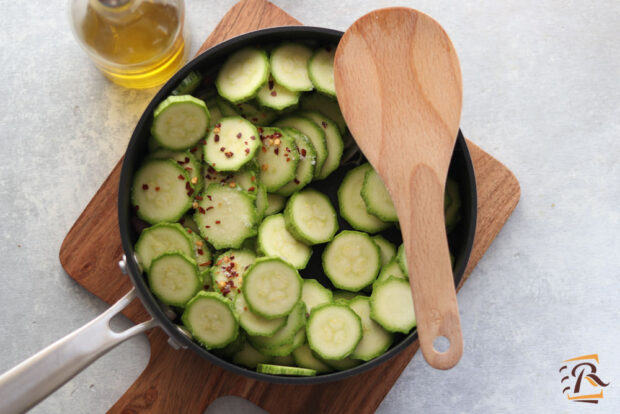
[142,184,148,190]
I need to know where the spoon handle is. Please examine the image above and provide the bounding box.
[404,164,463,370]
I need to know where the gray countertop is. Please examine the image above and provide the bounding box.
[1,0,619,413]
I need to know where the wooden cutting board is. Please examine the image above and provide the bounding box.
[59,1,521,412]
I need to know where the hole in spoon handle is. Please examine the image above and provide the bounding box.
[403,165,463,370]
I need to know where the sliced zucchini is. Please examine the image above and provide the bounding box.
[300,93,346,134]
[215,330,246,358]
[370,277,416,334]
[148,252,201,307]
[376,258,407,283]
[255,183,268,221]
[307,303,362,360]
[194,184,258,250]
[301,279,333,314]
[270,43,314,92]
[204,117,260,172]
[216,47,269,103]
[149,149,203,193]
[182,291,239,349]
[189,232,212,282]
[257,363,316,377]
[361,167,398,222]
[338,164,391,233]
[273,116,327,175]
[332,290,358,304]
[256,127,299,192]
[216,96,239,117]
[265,193,286,216]
[211,249,256,300]
[254,327,306,357]
[202,161,259,198]
[292,344,332,373]
[298,111,343,180]
[235,100,277,125]
[242,257,302,319]
[134,222,193,271]
[322,231,381,291]
[256,77,301,111]
[371,235,396,267]
[271,354,296,366]
[308,46,336,97]
[235,293,286,336]
[206,98,223,130]
[131,159,193,224]
[275,127,317,196]
[283,189,338,245]
[233,342,272,369]
[152,95,210,150]
[396,243,408,274]
[171,71,202,96]
[180,214,200,234]
[349,296,393,361]
[248,301,306,349]
[258,214,312,269]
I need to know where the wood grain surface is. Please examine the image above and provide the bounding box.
[58,0,521,413]
[334,8,464,369]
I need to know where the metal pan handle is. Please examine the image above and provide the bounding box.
[0,288,156,413]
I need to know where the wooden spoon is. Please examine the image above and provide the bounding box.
[334,7,463,369]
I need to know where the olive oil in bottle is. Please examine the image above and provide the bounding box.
[70,0,190,89]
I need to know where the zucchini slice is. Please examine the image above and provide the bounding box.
[273,116,327,175]
[337,164,391,233]
[257,363,316,377]
[292,344,332,373]
[300,93,346,135]
[301,279,333,314]
[257,127,299,192]
[275,127,317,196]
[149,149,203,193]
[182,291,239,349]
[361,167,398,222]
[265,193,286,216]
[233,342,272,369]
[148,252,201,307]
[258,214,312,269]
[131,159,194,224]
[151,95,210,151]
[322,231,381,292]
[349,296,393,361]
[376,258,408,284]
[242,257,302,319]
[211,249,256,300]
[370,277,416,334]
[308,46,336,97]
[270,43,314,92]
[283,189,338,245]
[135,222,193,271]
[298,111,343,180]
[204,117,260,172]
[396,243,408,274]
[216,47,269,103]
[307,303,362,360]
[256,77,301,111]
[194,184,258,250]
[235,293,287,336]
[371,235,396,267]
[248,301,306,349]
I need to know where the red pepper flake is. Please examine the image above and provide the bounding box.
[270,91,277,97]
[178,174,184,180]
[214,134,220,142]
[197,249,204,255]
[195,195,203,201]
[220,146,226,152]
[251,176,256,182]
[274,132,282,138]
[215,220,221,224]
[237,288,241,293]
[177,160,184,165]
[184,167,193,172]
[286,158,291,162]
[268,80,274,90]
[200,139,207,145]
[190,147,198,153]
[155,186,160,191]
[301,148,307,157]
[185,182,191,190]
[285,147,291,152]
[244,141,248,145]
[257,127,263,133]
[198,207,206,214]
[261,146,267,153]
[245,148,250,154]
[206,206,213,211]
[142,184,149,190]
[199,261,212,267]
[248,186,255,192]
[215,123,221,128]
[184,157,190,163]
[321,121,328,128]
[252,117,259,122]
[187,188,194,196]
[207,195,212,201]
[225,151,234,158]
[134,205,139,211]
[187,229,193,234]
[236,132,242,139]
[205,225,211,228]
[274,147,280,155]
[294,178,300,184]
[250,135,256,140]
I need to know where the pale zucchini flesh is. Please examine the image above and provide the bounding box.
[376,258,408,284]
[292,344,332,373]
[216,47,270,103]
[372,235,397,267]
[257,77,301,111]
[307,303,362,360]
[283,189,338,245]
[242,257,302,319]
[258,214,312,269]
[135,222,193,271]
[301,279,333,314]
[300,93,346,134]
[204,117,260,172]
[235,293,286,336]
[248,301,306,349]
[182,291,239,349]
[257,363,316,377]
[265,193,286,216]
[349,296,393,361]
[298,111,343,180]
[361,168,399,222]
[148,252,201,307]
[211,249,256,300]
[273,116,326,175]
[370,277,416,334]
[308,46,336,97]
[270,43,314,92]
[257,127,299,192]
[152,95,210,151]
[275,127,317,196]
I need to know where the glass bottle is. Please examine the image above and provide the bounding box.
[69,0,190,89]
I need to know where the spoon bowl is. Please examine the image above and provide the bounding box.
[334,8,464,369]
